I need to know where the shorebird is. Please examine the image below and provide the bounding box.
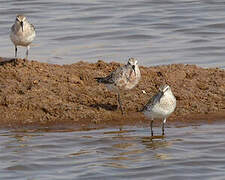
[141,84,176,136]
[95,58,141,114]
[10,15,36,59]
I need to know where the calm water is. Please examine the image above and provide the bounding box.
[0,124,225,179]
[0,0,225,67]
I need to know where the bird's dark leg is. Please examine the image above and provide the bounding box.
[15,46,17,58]
[150,120,153,136]
[25,46,30,60]
[162,118,166,136]
[117,93,124,115]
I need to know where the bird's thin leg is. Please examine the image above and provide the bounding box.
[162,118,166,136]
[117,92,124,115]
[150,120,154,136]
[25,46,30,60]
[15,46,17,58]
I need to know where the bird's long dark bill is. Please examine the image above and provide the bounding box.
[20,22,24,32]
[132,65,136,75]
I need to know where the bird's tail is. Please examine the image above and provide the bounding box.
[95,77,105,83]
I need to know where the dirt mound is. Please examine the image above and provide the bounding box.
[0,58,224,129]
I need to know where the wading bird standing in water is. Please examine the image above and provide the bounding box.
[141,84,176,136]
[95,58,141,114]
[10,15,36,59]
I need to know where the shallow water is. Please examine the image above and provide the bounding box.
[0,0,225,68]
[0,123,225,179]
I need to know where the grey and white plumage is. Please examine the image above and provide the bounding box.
[95,58,141,114]
[10,15,36,59]
[142,84,176,136]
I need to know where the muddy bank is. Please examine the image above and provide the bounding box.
[0,57,224,129]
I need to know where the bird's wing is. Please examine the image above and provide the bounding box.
[95,72,115,84]
[95,65,124,84]
[95,64,129,85]
[11,24,15,32]
[113,65,127,81]
[141,91,163,112]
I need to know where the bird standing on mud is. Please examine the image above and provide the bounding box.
[95,58,141,114]
[10,15,36,59]
[142,84,176,136]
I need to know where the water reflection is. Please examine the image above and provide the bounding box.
[105,133,174,168]
[154,153,171,160]
[105,162,129,169]
[0,124,225,179]
[68,150,90,157]
[141,137,172,150]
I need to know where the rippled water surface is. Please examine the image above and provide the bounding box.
[0,0,225,67]
[0,124,225,179]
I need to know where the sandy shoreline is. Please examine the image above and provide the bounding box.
[0,57,224,130]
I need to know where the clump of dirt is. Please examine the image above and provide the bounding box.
[0,58,224,129]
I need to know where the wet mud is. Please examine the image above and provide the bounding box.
[0,57,224,129]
